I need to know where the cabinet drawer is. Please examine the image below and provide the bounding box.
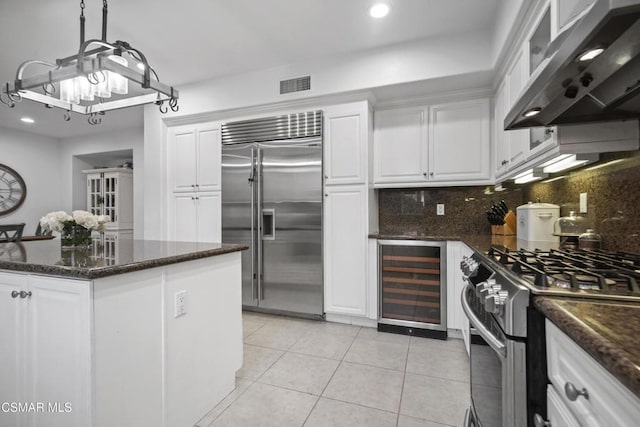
[547,385,580,427]
[546,320,640,427]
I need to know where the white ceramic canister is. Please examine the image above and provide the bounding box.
[516,202,560,242]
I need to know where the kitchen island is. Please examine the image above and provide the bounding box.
[0,239,247,427]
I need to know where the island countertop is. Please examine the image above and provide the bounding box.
[0,239,248,279]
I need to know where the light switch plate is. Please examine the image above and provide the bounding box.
[436,204,445,216]
[579,192,587,213]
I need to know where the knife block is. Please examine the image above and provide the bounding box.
[491,210,517,236]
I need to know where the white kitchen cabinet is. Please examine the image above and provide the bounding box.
[494,81,510,176]
[552,0,596,38]
[323,101,369,186]
[545,320,640,427]
[0,273,91,427]
[429,98,491,182]
[374,98,492,187]
[168,122,221,193]
[547,385,581,427]
[446,241,474,355]
[505,49,529,169]
[84,168,133,230]
[324,185,368,317]
[373,107,428,184]
[168,191,221,243]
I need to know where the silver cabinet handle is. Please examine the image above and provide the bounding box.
[534,413,551,427]
[324,175,328,179]
[430,172,434,176]
[325,193,328,197]
[423,172,427,177]
[11,290,20,299]
[19,291,32,299]
[564,382,589,401]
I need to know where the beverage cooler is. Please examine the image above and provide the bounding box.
[378,240,447,339]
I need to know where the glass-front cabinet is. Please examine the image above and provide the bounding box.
[83,168,133,231]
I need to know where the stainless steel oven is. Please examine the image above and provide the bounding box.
[462,283,526,426]
[460,254,529,427]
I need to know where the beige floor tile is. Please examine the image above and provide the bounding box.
[322,362,404,413]
[357,327,411,345]
[400,373,470,426]
[406,344,469,382]
[243,320,266,338]
[409,336,466,355]
[236,344,284,380]
[208,382,318,427]
[397,414,452,427]
[344,336,409,371]
[244,321,307,350]
[304,398,397,427]
[307,321,361,337]
[197,378,253,426]
[259,352,339,395]
[290,332,356,360]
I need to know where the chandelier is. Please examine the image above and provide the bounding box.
[0,0,179,125]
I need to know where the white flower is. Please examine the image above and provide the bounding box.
[40,210,110,232]
[40,211,72,232]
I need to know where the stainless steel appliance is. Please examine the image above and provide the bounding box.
[378,240,447,338]
[461,246,640,426]
[221,111,324,318]
[506,0,640,129]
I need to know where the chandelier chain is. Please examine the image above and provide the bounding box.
[80,0,85,14]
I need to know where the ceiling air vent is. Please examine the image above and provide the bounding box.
[280,76,311,94]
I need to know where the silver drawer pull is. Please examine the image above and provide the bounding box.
[11,290,20,299]
[534,413,551,427]
[565,382,589,401]
[19,291,32,299]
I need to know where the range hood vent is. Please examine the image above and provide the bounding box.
[506,0,640,130]
[280,76,311,94]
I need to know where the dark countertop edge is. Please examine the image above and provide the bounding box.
[0,244,249,280]
[533,296,640,399]
[369,234,464,241]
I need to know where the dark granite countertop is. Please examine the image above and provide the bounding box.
[0,239,248,280]
[534,296,640,399]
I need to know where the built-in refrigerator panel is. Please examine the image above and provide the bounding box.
[258,140,323,315]
[221,143,256,307]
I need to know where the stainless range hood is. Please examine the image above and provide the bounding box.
[506,0,640,130]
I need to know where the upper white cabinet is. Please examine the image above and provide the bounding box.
[168,122,221,193]
[429,98,491,182]
[374,107,427,184]
[84,168,133,230]
[374,98,492,187]
[494,81,510,176]
[323,102,369,186]
[553,0,596,37]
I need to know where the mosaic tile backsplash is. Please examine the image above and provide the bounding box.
[378,150,640,252]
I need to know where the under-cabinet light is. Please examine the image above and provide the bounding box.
[20,117,35,124]
[541,153,598,173]
[514,169,547,184]
[369,4,390,18]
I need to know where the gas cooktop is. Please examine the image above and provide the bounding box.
[486,247,640,302]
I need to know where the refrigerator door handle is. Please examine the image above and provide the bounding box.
[250,147,258,301]
[257,147,264,301]
[262,209,275,240]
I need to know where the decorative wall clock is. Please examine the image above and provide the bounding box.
[0,164,27,216]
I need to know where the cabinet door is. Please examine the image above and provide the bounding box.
[554,0,595,35]
[374,107,428,184]
[168,127,198,193]
[506,49,528,168]
[0,273,27,427]
[324,186,367,316]
[86,173,103,216]
[429,99,491,181]
[547,385,581,427]
[494,81,510,176]
[196,191,221,243]
[196,124,221,192]
[324,103,367,185]
[26,276,91,427]
[169,193,198,242]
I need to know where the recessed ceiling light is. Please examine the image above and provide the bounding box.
[20,117,35,124]
[369,3,390,18]
[578,47,605,62]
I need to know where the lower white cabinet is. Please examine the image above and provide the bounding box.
[446,241,474,354]
[168,191,221,243]
[0,273,91,427]
[545,320,640,427]
[324,185,368,317]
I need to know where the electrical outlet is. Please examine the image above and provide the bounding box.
[175,291,187,318]
[436,204,445,216]
[580,192,588,213]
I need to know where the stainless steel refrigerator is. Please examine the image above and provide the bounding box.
[221,111,323,318]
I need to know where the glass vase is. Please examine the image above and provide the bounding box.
[61,223,93,248]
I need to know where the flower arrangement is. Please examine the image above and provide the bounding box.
[40,210,110,248]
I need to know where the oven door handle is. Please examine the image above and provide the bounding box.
[461,282,507,357]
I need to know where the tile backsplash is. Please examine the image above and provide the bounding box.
[378,150,640,252]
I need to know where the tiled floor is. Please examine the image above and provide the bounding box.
[196,312,470,427]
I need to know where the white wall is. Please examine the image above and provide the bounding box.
[143,30,494,238]
[491,0,526,67]
[59,127,144,238]
[0,126,63,234]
